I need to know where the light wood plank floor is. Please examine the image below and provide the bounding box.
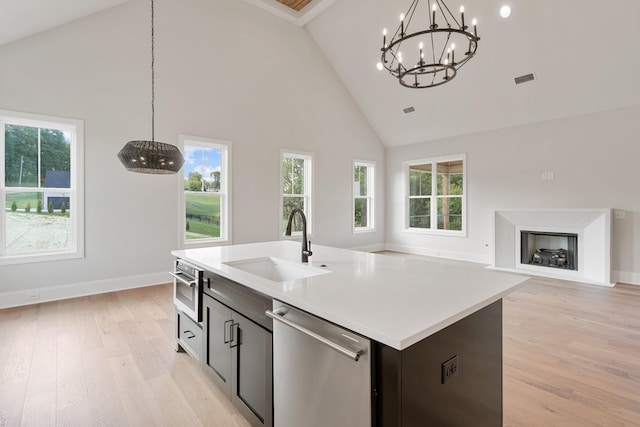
[1,258,639,426]
[0,284,250,427]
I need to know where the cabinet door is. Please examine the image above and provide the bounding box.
[231,312,273,427]
[203,294,232,396]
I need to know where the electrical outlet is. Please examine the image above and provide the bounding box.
[27,292,40,301]
[614,210,626,219]
[441,355,459,384]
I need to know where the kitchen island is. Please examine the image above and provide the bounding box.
[172,241,528,427]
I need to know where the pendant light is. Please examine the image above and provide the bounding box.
[118,0,184,174]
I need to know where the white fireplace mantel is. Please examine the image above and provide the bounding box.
[491,209,612,286]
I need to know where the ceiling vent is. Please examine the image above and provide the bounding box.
[514,73,535,85]
[403,106,416,114]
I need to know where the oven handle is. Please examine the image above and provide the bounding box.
[169,271,197,287]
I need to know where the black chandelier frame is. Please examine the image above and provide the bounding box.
[380,0,480,89]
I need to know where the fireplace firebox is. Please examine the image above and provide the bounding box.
[520,231,578,271]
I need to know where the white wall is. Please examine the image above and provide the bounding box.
[0,0,385,306]
[386,105,640,285]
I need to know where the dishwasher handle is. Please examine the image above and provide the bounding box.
[266,309,363,362]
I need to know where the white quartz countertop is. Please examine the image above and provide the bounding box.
[172,241,528,350]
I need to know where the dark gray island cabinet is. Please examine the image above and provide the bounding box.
[172,241,527,427]
[178,271,505,427]
[201,271,273,427]
[373,300,503,427]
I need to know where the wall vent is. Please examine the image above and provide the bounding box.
[514,73,535,85]
[403,106,416,114]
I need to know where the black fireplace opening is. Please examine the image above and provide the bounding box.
[521,231,578,271]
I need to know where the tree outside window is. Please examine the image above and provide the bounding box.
[354,160,375,231]
[436,160,463,231]
[1,110,84,264]
[406,155,465,235]
[281,151,312,235]
[180,136,230,244]
[409,163,432,229]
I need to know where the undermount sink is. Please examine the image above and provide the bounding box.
[223,257,330,282]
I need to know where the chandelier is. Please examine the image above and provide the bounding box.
[118,0,184,174]
[377,0,480,89]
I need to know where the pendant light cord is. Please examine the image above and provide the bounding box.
[151,0,155,142]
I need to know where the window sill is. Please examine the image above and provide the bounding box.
[353,227,375,234]
[182,238,231,249]
[404,227,467,237]
[0,250,84,266]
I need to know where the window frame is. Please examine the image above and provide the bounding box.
[0,109,84,265]
[179,135,231,247]
[280,149,313,238]
[404,154,466,237]
[353,159,375,233]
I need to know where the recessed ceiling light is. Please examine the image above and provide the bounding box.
[500,5,511,18]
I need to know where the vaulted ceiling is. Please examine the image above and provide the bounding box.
[0,0,129,47]
[3,0,640,148]
[305,0,640,146]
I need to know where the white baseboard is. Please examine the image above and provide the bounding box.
[612,270,640,286]
[0,272,170,309]
[349,243,387,253]
[384,243,491,265]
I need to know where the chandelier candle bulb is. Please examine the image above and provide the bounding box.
[460,5,465,28]
[472,18,478,38]
[400,14,405,36]
[383,28,387,49]
[432,4,437,28]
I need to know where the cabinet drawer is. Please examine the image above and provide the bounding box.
[177,310,202,361]
[204,272,273,331]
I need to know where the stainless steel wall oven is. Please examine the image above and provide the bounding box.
[170,259,204,322]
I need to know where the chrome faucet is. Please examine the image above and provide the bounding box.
[285,208,312,263]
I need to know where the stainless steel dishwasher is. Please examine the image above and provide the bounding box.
[266,301,371,427]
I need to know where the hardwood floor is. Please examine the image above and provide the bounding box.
[1,259,639,426]
[502,277,640,426]
[0,284,250,427]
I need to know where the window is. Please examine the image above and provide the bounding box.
[0,109,84,264]
[180,135,231,245]
[353,160,375,232]
[281,150,312,235]
[406,155,465,235]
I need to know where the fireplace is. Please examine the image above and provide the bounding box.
[520,231,578,271]
[493,209,611,285]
